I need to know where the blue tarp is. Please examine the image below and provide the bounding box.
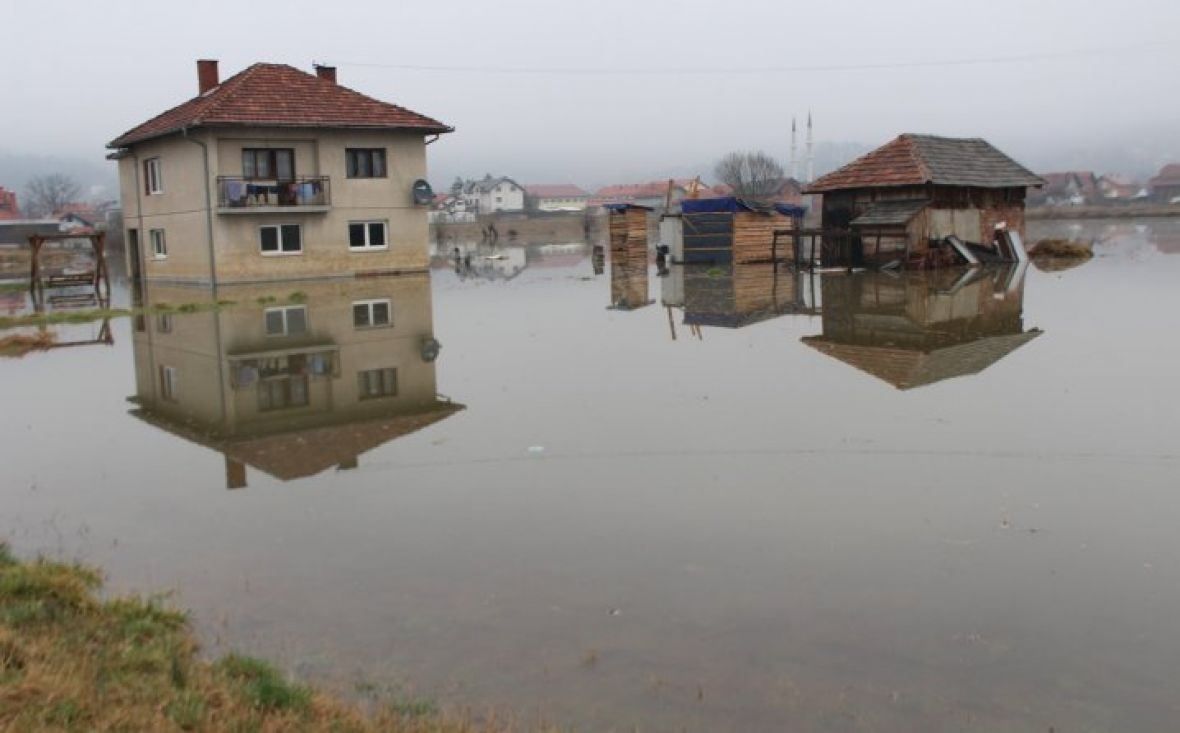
[680,196,805,218]
[603,203,653,212]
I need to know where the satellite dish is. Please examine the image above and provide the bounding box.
[412,179,433,206]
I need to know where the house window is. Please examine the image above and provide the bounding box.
[264,305,308,336]
[258,376,309,411]
[159,365,178,402]
[149,229,167,258]
[345,149,386,178]
[348,221,387,250]
[156,313,173,333]
[144,157,163,194]
[352,299,391,328]
[242,148,294,180]
[358,368,397,399]
[260,224,302,255]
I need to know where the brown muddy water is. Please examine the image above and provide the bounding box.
[2,220,1179,731]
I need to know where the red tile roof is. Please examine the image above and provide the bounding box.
[109,63,452,148]
[805,134,1043,193]
[1150,164,1180,187]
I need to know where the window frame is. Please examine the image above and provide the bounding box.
[144,157,163,195]
[159,365,178,402]
[345,148,387,179]
[352,298,392,329]
[149,228,167,259]
[357,367,398,400]
[347,220,388,251]
[241,148,295,180]
[259,224,303,256]
[263,305,309,337]
[257,375,310,412]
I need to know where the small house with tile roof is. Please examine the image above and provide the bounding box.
[1149,164,1180,202]
[523,184,590,212]
[107,60,452,285]
[804,134,1043,267]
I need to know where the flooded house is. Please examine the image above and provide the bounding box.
[128,275,462,488]
[804,134,1044,268]
[107,60,452,285]
[801,266,1040,389]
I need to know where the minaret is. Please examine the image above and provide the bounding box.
[805,112,814,184]
[790,117,798,180]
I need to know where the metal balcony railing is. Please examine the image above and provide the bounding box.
[217,176,331,210]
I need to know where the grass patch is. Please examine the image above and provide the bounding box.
[0,332,57,358]
[0,281,30,293]
[0,542,500,732]
[0,299,235,330]
[287,291,308,303]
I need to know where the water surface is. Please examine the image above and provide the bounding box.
[2,220,1179,731]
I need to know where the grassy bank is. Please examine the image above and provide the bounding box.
[0,543,500,732]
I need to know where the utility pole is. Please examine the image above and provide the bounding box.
[805,112,814,184]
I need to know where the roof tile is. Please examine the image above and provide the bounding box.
[109,63,451,148]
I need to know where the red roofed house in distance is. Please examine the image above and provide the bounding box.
[107,60,452,285]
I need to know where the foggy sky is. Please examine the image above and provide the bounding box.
[3,0,1180,190]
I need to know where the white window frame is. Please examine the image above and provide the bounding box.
[160,365,178,402]
[145,157,164,195]
[264,305,308,337]
[149,228,167,259]
[259,224,303,256]
[348,220,388,251]
[352,298,392,329]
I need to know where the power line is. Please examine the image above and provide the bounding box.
[337,42,1172,77]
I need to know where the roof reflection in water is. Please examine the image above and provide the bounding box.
[128,274,462,488]
[802,265,1040,389]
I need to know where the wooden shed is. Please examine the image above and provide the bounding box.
[804,134,1044,268]
[678,197,804,265]
[606,204,652,310]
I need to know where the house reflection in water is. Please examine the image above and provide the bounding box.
[128,274,462,488]
[802,266,1040,389]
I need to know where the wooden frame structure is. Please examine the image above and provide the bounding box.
[27,231,111,308]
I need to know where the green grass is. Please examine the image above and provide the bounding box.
[0,542,502,732]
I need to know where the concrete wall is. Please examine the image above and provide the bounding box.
[118,127,433,284]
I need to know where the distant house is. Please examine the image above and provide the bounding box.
[1149,164,1180,202]
[591,179,700,209]
[1096,175,1147,202]
[107,59,452,285]
[1030,172,1099,206]
[0,220,69,248]
[0,187,19,220]
[804,134,1043,267]
[462,176,525,214]
[523,184,589,212]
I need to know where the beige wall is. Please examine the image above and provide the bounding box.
[118,127,433,284]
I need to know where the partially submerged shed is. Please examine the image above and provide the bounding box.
[805,134,1043,267]
[678,197,804,264]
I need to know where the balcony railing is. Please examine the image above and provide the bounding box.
[217,176,331,211]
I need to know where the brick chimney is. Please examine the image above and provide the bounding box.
[197,59,219,94]
[314,64,337,84]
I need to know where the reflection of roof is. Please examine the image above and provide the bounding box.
[131,401,464,481]
[806,134,1043,193]
[802,330,1042,390]
[109,63,451,148]
[850,199,930,227]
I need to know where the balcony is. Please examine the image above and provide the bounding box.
[217,176,331,214]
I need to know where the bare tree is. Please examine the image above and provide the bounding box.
[714,151,785,201]
[23,174,82,217]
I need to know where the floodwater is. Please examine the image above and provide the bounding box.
[2,219,1179,731]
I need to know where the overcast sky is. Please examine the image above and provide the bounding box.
[4,0,1180,188]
